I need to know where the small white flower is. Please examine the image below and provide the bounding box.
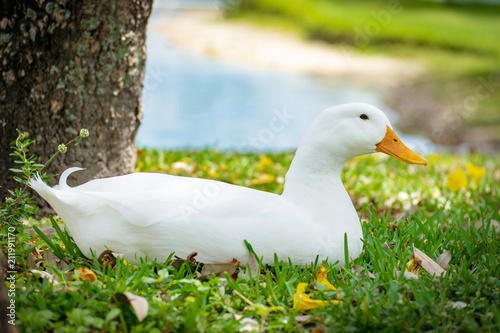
[58,144,67,153]
[80,128,90,138]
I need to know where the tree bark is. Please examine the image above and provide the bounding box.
[0,0,153,199]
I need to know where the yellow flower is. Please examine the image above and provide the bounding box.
[260,155,273,167]
[293,265,340,311]
[251,173,275,185]
[446,168,468,191]
[77,267,97,282]
[293,283,332,311]
[315,264,336,291]
[466,163,486,182]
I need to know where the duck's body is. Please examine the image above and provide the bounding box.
[30,103,427,265]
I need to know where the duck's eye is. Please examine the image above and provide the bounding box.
[360,114,369,120]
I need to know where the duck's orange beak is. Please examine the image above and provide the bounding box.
[375,126,428,165]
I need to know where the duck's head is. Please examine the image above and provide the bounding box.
[300,103,427,165]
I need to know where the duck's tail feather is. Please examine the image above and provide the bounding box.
[57,167,85,190]
[29,167,85,203]
[28,173,54,204]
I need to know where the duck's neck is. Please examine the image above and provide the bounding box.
[282,146,353,219]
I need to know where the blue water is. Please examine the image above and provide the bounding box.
[136,10,437,153]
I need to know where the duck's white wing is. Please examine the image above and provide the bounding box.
[34,169,315,264]
[72,172,297,228]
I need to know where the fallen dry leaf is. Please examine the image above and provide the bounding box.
[436,250,452,268]
[244,253,260,279]
[351,265,376,280]
[98,250,117,267]
[26,253,37,269]
[396,271,419,280]
[64,270,75,282]
[233,313,259,332]
[122,292,149,322]
[404,271,420,280]
[200,258,240,278]
[44,250,69,271]
[24,225,59,239]
[219,283,226,297]
[31,245,43,260]
[76,267,97,282]
[30,269,59,285]
[474,219,500,233]
[170,252,200,272]
[413,246,446,277]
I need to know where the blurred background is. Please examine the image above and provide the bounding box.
[136,0,500,154]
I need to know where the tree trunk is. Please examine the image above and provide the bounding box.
[0,0,153,199]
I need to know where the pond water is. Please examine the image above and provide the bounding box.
[136,9,438,154]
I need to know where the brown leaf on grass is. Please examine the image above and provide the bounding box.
[170,251,200,272]
[24,225,59,239]
[64,270,75,282]
[44,250,69,271]
[201,258,240,278]
[233,313,259,332]
[473,219,500,233]
[388,222,398,231]
[30,269,59,285]
[98,250,117,267]
[31,246,43,260]
[403,271,419,280]
[436,250,452,268]
[187,251,198,262]
[351,265,376,280]
[122,292,149,322]
[243,253,260,279]
[26,253,37,269]
[219,283,226,297]
[413,246,446,277]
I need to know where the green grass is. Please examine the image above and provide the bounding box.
[228,0,500,77]
[6,149,500,332]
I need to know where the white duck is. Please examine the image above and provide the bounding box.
[30,103,427,266]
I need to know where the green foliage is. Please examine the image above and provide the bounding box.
[33,216,87,261]
[0,130,46,227]
[0,129,90,229]
[227,0,500,76]
[8,148,500,332]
